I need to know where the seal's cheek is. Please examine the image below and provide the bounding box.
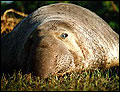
[27,35,75,78]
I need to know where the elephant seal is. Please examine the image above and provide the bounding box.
[1,3,119,78]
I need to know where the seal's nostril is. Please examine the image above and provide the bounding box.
[40,43,49,48]
[37,29,42,32]
[39,39,50,48]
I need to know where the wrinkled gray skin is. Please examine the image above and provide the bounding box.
[1,3,119,78]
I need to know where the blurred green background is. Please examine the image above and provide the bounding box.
[1,1,119,34]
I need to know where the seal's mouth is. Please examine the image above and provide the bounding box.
[54,52,75,74]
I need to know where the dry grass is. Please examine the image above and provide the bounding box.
[1,9,28,37]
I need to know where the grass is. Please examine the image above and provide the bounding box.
[1,67,119,91]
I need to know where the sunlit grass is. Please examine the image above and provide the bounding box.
[1,67,119,91]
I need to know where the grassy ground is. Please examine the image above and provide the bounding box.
[1,67,119,91]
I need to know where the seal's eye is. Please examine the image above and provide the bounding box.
[60,33,68,39]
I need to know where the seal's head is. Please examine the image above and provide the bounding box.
[26,20,83,78]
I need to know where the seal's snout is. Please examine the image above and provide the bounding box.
[30,35,75,78]
[30,36,57,78]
